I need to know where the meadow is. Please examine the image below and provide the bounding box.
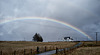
[68,46,100,55]
[0,41,76,55]
[68,41,100,55]
[53,41,100,55]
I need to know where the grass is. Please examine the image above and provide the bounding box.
[82,41,100,47]
[0,41,76,55]
[53,41,100,55]
[68,47,100,55]
[69,41,100,55]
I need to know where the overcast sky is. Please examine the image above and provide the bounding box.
[0,0,100,42]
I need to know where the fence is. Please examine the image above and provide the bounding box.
[55,42,83,55]
[0,45,67,55]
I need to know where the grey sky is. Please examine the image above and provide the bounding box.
[0,0,100,41]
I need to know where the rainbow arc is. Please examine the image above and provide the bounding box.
[0,17,93,40]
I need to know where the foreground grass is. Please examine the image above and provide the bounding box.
[68,41,100,55]
[53,41,100,55]
[68,47,100,55]
[0,41,76,55]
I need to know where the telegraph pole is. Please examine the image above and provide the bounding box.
[95,32,99,44]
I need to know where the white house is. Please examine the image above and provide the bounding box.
[63,37,73,41]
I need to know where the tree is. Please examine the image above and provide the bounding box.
[32,33,43,42]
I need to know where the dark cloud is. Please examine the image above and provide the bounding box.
[0,0,100,41]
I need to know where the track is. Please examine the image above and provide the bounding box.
[37,42,82,55]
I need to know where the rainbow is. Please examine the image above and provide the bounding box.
[0,17,93,40]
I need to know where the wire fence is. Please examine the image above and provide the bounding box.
[55,42,83,55]
[0,45,68,55]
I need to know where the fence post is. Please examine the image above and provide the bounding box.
[63,49,66,55]
[1,51,2,55]
[56,47,58,54]
[14,51,16,55]
[50,46,51,50]
[24,49,25,55]
[44,46,46,52]
[30,49,32,55]
[37,46,39,54]
[64,49,65,53]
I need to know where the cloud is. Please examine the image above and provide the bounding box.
[83,21,100,32]
[0,0,100,41]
